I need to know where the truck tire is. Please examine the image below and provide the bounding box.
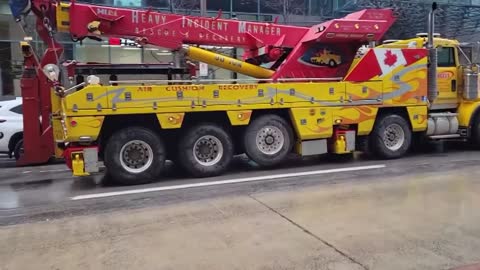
[369,114,412,159]
[177,124,233,177]
[244,114,294,167]
[471,115,480,147]
[104,127,166,185]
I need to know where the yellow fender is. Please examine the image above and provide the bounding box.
[406,106,428,132]
[457,101,480,128]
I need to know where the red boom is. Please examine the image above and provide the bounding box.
[66,2,396,79]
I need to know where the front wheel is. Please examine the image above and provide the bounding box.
[470,115,480,147]
[177,124,234,177]
[368,114,412,159]
[104,127,166,185]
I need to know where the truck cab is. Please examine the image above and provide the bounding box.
[379,34,480,141]
[379,35,467,109]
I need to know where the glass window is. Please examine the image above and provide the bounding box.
[310,0,333,16]
[208,1,230,11]
[1,14,20,41]
[110,46,142,64]
[143,47,174,64]
[63,43,75,61]
[459,46,472,66]
[113,0,143,7]
[261,0,305,14]
[335,0,348,8]
[78,0,115,5]
[75,43,110,63]
[234,0,258,13]
[437,47,456,67]
[144,0,169,8]
[0,40,14,96]
[10,104,22,115]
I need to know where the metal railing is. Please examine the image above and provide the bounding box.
[108,77,344,85]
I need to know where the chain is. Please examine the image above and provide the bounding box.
[40,5,61,68]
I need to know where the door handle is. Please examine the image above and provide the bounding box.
[451,79,457,92]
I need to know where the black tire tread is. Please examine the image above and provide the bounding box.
[244,114,294,167]
[368,114,412,159]
[104,127,166,185]
[471,114,480,146]
[177,123,233,178]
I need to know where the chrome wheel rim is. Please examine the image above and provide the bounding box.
[119,140,154,173]
[383,123,405,151]
[193,135,224,166]
[256,126,285,155]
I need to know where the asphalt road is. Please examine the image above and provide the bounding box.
[0,142,477,226]
[1,143,480,269]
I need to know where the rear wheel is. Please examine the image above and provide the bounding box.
[177,124,233,177]
[369,114,412,159]
[244,114,294,167]
[104,127,166,185]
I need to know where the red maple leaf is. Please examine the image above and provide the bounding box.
[384,50,397,67]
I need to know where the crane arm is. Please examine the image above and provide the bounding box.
[13,0,397,80]
[59,2,309,51]
[12,1,312,65]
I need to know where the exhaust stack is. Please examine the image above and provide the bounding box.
[427,2,438,104]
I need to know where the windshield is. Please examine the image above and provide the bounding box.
[459,46,473,66]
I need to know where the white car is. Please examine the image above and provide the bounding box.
[0,97,23,159]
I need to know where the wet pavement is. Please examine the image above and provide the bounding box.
[0,142,479,269]
[0,142,476,226]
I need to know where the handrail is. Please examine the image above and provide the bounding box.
[107,77,344,85]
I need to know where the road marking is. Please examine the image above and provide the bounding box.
[22,171,32,174]
[71,164,386,201]
[39,169,70,173]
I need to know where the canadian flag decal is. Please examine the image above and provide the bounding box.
[384,50,397,66]
[373,48,407,76]
[344,48,427,82]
